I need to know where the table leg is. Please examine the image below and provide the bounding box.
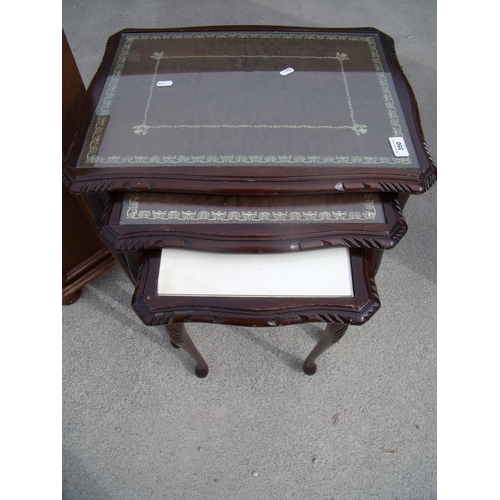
[165,324,209,378]
[302,323,349,375]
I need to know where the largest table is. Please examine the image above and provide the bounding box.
[63,25,436,196]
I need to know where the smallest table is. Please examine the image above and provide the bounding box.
[132,247,379,377]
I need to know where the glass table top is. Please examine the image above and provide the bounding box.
[118,192,387,225]
[64,27,436,195]
[98,191,407,253]
[78,30,418,170]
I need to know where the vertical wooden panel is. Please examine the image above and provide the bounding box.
[62,29,115,304]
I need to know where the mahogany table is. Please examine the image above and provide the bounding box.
[63,26,436,377]
[99,192,407,254]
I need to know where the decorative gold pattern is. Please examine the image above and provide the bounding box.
[88,154,410,165]
[124,193,378,223]
[84,32,409,166]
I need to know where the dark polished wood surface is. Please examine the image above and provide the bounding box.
[99,191,407,252]
[63,26,436,196]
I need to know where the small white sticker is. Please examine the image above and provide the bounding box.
[279,67,294,76]
[156,80,173,87]
[389,137,409,157]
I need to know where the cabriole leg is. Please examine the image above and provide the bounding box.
[165,324,209,378]
[302,323,349,375]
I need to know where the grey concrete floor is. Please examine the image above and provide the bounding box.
[62,2,437,499]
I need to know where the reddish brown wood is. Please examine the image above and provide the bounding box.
[166,324,209,378]
[132,249,379,328]
[131,249,378,377]
[98,192,407,253]
[62,288,82,306]
[62,29,115,305]
[303,323,349,375]
[62,30,87,157]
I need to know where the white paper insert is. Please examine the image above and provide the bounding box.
[389,136,409,157]
[157,248,353,297]
[156,80,173,87]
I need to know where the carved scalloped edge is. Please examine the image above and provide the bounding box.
[79,180,117,194]
[62,172,72,189]
[369,276,380,301]
[375,180,414,193]
[139,309,379,327]
[315,313,350,323]
[149,313,169,326]
[99,231,405,252]
[339,237,383,249]
[391,197,408,245]
[134,293,382,327]
[392,225,408,245]
[422,139,437,168]
[393,196,406,221]
[62,176,118,194]
[98,230,172,252]
[315,236,389,250]
[99,197,114,225]
[67,174,436,196]
[423,172,437,191]
[383,33,437,195]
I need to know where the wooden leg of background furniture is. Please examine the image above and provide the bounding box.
[62,288,82,305]
[165,324,209,378]
[302,323,349,375]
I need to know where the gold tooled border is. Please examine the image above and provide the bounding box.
[123,193,379,223]
[83,32,410,167]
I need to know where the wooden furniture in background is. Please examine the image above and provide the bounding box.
[62,29,115,305]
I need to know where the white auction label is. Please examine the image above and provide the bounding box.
[389,136,409,157]
[279,67,294,76]
[156,80,173,87]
